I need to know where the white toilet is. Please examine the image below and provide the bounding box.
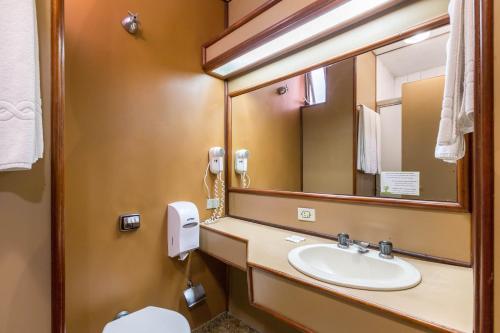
[102,306,191,333]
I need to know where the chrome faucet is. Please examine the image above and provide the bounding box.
[337,233,370,254]
[352,240,370,254]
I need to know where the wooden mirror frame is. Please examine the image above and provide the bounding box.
[226,15,472,212]
[50,0,493,332]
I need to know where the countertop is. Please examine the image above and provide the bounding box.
[201,217,473,333]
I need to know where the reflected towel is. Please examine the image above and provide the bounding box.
[435,0,474,163]
[357,105,381,175]
[0,0,43,171]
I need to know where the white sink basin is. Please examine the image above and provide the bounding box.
[288,244,421,291]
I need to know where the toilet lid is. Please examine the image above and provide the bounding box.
[102,306,190,333]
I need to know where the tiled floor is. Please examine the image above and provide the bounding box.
[192,312,259,333]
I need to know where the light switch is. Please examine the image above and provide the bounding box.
[119,213,141,231]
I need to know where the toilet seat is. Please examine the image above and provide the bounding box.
[102,306,190,333]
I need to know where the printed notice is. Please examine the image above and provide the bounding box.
[380,172,420,196]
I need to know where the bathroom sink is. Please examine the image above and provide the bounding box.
[288,244,421,291]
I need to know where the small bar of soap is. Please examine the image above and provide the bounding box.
[286,235,306,243]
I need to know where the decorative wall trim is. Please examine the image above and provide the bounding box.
[473,0,494,332]
[51,0,65,332]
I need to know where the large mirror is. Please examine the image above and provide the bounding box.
[229,24,468,207]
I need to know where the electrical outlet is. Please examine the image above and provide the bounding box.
[298,208,315,222]
[206,198,220,209]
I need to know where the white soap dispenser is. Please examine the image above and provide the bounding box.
[167,201,200,260]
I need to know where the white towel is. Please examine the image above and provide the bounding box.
[0,0,43,171]
[435,0,474,163]
[357,105,381,175]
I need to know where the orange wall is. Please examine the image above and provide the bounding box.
[64,1,227,332]
[231,77,304,191]
[0,1,51,333]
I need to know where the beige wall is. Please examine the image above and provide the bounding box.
[229,192,471,263]
[494,3,500,332]
[402,77,457,202]
[0,1,52,333]
[64,0,227,332]
[302,59,355,195]
[231,77,304,191]
[228,0,268,26]
[208,0,316,61]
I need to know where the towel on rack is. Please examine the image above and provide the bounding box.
[0,0,43,171]
[435,0,474,163]
[357,105,381,175]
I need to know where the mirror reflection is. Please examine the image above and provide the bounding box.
[231,25,459,203]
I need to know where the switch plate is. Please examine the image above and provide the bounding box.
[206,198,220,209]
[119,213,141,231]
[298,208,315,222]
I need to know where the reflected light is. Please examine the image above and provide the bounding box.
[403,31,431,44]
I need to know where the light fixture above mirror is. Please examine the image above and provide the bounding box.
[204,0,402,79]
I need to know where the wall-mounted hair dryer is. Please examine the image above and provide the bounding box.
[204,147,225,224]
[235,149,250,189]
[208,147,225,174]
[235,149,249,174]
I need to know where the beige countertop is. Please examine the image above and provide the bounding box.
[202,217,473,333]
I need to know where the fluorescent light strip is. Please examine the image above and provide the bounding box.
[213,0,391,76]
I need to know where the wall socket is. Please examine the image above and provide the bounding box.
[298,207,315,222]
[206,198,220,209]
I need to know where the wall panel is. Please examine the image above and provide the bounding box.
[64,1,227,332]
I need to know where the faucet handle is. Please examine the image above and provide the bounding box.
[337,233,350,249]
[379,240,394,259]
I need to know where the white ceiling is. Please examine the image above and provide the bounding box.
[375,26,450,77]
